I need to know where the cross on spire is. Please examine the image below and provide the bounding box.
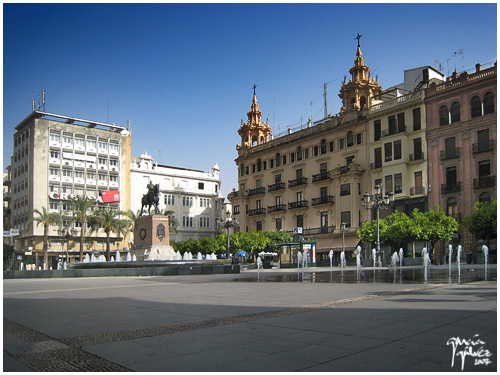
[355,33,363,48]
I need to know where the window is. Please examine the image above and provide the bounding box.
[62,136,73,145]
[290,153,295,163]
[320,162,327,172]
[75,171,84,179]
[412,108,421,131]
[478,160,490,178]
[62,170,72,177]
[98,141,108,151]
[439,105,449,126]
[198,182,205,190]
[109,143,119,152]
[275,218,282,231]
[75,138,85,147]
[385,175,393,194]
[50,134,60,142]
[200,198,211,208]
[340,211,351,228]
[445,137,457,158]
[313,146,319,156]
[182,196,193,206]
[388,115,397,135]
[304,148,309,158]
[340,183,350,196]
[477,129,490,151]
[296,215,303,228]
[50,151,60,159]
[446,197,458,217]
[87,140,96,149]
[397,112,405,132]
[394,140,402,160]
[98,173,106,181]
[276,153,281,167]
[339,139,345,149]
[297,146,303,161]
[164,194,175,205]
[484,92,495,114]
[199,216,210,228]
[321,139,327,154]
[87,172,96,180]
[296,169,303,179]
[182,215,193,228]
[346,156,354,165]
[356,133,362,145]
[321,212,328,232]
[346,132,354,147]
[374,147,382,168]
[296,191,304,202]
[275,195,282,205]
[446,167,457,187]
[413,138,423,160]
[384,142,392,162]
[256,221,263,231]
[257,159,262,172]
[471,95,482,118]
[329,141,334,152]
[450,102,461,123]
[282,155,287,165]
[256,199,262,209]
[479,192,491,203]
[374,120,382,141]
[394,173,402,194]
[98,158,107,165]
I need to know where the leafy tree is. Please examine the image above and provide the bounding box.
[67,196,96,261]
[28,207,61,269]
[162,209,179,234]
[91,208,128,261]
[199,236,219,254]
[264,229,293,245]
[4,242,15,263]
[463,200,497,246]
[382,211,414,252]
[412,206,458,264]
[233,231,270,256]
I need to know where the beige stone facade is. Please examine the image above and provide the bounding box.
[10,111,131,267]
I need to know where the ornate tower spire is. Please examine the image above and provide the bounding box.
[237,85,272,150]
[338,35,381,113]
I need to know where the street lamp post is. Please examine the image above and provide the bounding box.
[361,185,394,267]
[218,210,239,263]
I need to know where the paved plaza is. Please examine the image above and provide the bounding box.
[3,266,497,372]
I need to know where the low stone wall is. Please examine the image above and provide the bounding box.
[3,263,240,279]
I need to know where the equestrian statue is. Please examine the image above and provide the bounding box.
[141,181,160,216]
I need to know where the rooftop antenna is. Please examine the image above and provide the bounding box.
[322,79,337,118]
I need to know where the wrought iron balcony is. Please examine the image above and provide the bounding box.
[312,170,331,182]
[441,182,461,194]
[473,175,495,188]
[288,200,308,210]
[248,208,266,216]
[248,187,266,196]
[267,204,286,213]
[268,182,285,192]
[409,186,426,196]
[311,196,334,206]
[303,226,336,236]
[440,147,460,160]
[472,140,494,154]
[288,177,308,188]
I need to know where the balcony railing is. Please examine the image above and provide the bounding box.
[472,140,494,153]
[312,170,331,182]
[303,226,336,236]
[288,200,308,210]
[268,182,285,192]
[311,196,334,206]
[473,175,495,188]
[410,186,426,196]
[441,182,461,194]
[409,153,424,162]
[440,147,460,160]
[248,208,266,216]
[267,204,286,213]
[288,177,308,188]
[248,187,266,196]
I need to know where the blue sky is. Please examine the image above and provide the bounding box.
[3,3,497,198]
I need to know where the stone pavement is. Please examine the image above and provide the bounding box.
[3,266,497,372]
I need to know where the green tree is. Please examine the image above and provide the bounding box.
[162,209,179,235]
[91,208,128,261]
[463,200,497,247]
[382,211,414,252]
[199,236,219,254]
[412,206,458,264]
[234,231,270,256]
[28,207,61,269]
[68,196,96,261]
[3,242,15,264]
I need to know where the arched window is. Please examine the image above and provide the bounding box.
[360,96,367,109]
[479,192,491,203]
[446,197,458,218]
[320,139,327,154]
[483,92,495,115]
[471,95,482,118]
[439,105,449,126]
[275,153,281,167]
[347,131,354,147]
[450,102,461,123]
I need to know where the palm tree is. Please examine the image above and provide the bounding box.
[92,208,128,261]
[28,207,61,269]
[67,196,96,261]
[123,209,141,246]
[162,209,179,235]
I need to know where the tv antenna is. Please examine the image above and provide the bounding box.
[32,90,46,112]
[322,79,337,119]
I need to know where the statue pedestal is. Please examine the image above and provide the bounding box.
[132,215,174,261]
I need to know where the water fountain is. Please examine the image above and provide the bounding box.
[340,250,346,269]
[448,244,453,277]
[329,250,333,270]
[372,248,376,268]
[257,256,263,281]
[457,244,462,280]
[297,251,303,278]
[302,250,307,269]
[355,246,362,280]
[116,250,122,262]
[482,244,488,280]
[125,252,131,261]
[391,251,399,268]
[422,248,430,282]
[132,254,137,262]
[399,248,403,268]
[197,252,203,260]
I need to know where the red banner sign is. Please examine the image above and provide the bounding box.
[101,190,120,203]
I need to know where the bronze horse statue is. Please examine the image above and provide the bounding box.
[141,183,160,216]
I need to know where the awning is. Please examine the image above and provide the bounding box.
[315,236,361,252]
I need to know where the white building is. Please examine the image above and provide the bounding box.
[130,152,225,242]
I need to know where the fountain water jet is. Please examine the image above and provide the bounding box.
[422,248,430,282]
[329,250,333,270]
[399,248,403,268]
[457,244,462,280]
[355,246,362,280]
[372,248,377,268]
[482,244,488,280]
